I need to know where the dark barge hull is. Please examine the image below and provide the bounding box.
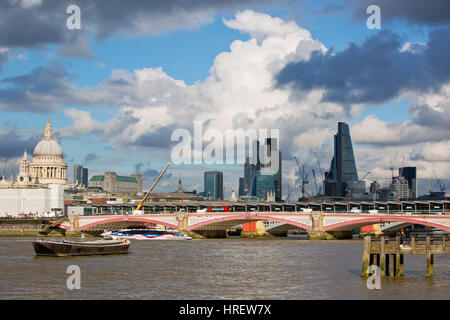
[33,239,130,257]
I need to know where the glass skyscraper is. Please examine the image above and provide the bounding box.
[399,167,417,198]
[73,164,89,188]
[204,171,223,200]
[324,122,364,197]
[238,177,245,198]
[241,137,282,202]
[244,140,260,198]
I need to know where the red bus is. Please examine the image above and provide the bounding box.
[206,205,230,212]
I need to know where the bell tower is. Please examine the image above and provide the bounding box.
[17,148,31,185]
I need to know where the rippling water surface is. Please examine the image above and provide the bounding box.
[0,237,449,299]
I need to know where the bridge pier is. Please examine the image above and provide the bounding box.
[241,221,272,238]
[69,215,79,232]
[176,211,189,231]
[308,212,353,240]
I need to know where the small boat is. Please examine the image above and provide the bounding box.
[227,228,242,236]
[102,227,192,240]
[32,239,130,257]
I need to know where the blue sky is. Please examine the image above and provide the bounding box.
[0,0,449,197]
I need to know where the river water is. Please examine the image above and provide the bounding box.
[0,237,449,300]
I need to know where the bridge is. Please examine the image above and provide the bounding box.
[60,211,450,239]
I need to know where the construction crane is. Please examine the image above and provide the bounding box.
[134,162,171,213]
[2,158,8,178]
[390,150,399,178]
[312,168,319,195]
[294,156,308,200]
[432,169,446,192]
[313,152,324,195]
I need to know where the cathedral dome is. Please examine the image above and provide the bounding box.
[32,118,63,157]
[33,139,63,157]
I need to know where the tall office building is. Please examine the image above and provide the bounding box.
[390,176,409,200]
[204,171,223,200]
[399,167,417,198]
[244,140,260,197]
[238,177,245,198]
[82,167,88,188]
[256,138,282,202]
[73,164,89,188]
[324,122,365,197]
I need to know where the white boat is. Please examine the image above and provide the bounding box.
[101,227,192,240]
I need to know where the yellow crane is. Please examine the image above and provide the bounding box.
[134,162,172,214]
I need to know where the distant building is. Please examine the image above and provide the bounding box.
[238,177,245,198]
[13,119,67,187]
[73,164,89,188]
[89,172,143,194]
[82,168,88,187]
[399,167,417,198]
[256,174,276,200]
[390,176,409,200]
[0,184,64,217]
[324,122,365,198]
[370,180,381,194]
[256,138,282,202]
[204,171,223,200]
[244,140,260,197]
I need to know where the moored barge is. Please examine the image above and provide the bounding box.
[32,239,130,257]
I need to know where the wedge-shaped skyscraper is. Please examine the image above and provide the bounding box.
[324,122,365,197]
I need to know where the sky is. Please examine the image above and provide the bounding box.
[0,0,449,199]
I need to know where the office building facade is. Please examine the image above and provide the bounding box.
[399,167,417,198]
[238,177,245,198]
[74,164,89,188]
[324,122,365,198]
[204,171,223,200]
[90,172,143,193]
[257,138,282,202]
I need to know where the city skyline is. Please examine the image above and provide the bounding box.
[0,1,449,198]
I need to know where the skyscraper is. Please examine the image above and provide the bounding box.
[82,167,88,188]
[324,122,365,197]
[257,138,282,202]
[73,164,89,188]
[244,140,260,198]
[399,167,417,198]
[238,177,245,198]
[390,176,409,200]
[204,171,223,200]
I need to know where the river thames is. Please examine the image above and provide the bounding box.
[0,237,449,300]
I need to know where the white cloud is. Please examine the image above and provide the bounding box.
[59,109,105,138]
[68,10,336,154]
[416,140,450,162]
[54,10,450,193]
[20,0,42,9]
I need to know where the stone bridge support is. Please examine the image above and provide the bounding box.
[175,211,189,231]
[175,211,211,239]
[308,212,352,240]
[69,215,79,233]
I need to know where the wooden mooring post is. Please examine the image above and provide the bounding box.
[362,234,449,278]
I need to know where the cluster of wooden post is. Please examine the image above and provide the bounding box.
[362,235,404,278]
[362,234,446,278]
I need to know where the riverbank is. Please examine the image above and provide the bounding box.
[0,229,87,237]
